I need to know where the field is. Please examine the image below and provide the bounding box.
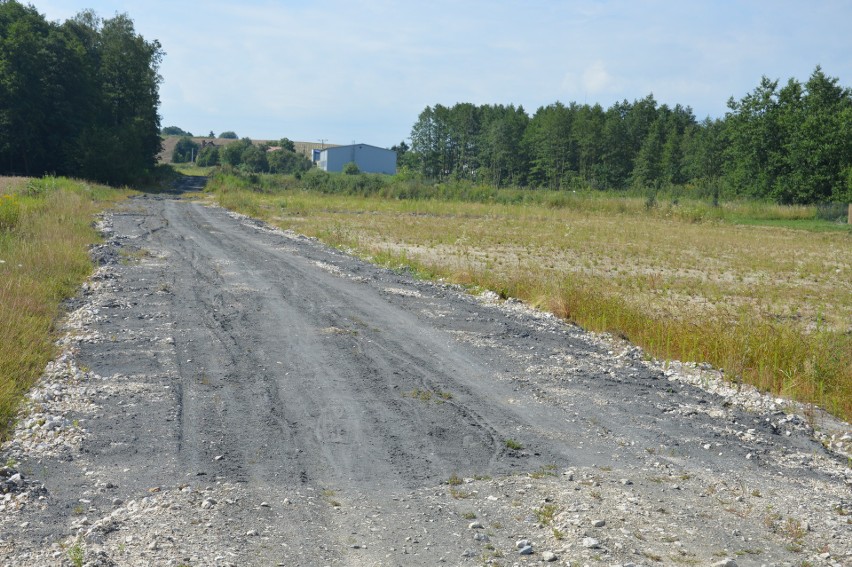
[0,177,131,439]
[207,175,852,421]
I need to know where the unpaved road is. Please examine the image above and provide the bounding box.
[1,187,850,566]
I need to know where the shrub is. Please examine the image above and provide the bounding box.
[0,194,21,231]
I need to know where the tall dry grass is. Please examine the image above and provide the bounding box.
[0,177,130,440]
[208,183,852,422]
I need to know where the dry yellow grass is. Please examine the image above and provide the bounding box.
[213,187,852,421]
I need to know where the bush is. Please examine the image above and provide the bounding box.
[239,145,268,173]
[220,138,253,167]
[815,202,849,223]
[343,162,361,175]
[268,149,312,174]
[219,131,238,139]
[196,145,220,167]
[0,194,21,231]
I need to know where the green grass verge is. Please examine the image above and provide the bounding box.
[0,177,132,440]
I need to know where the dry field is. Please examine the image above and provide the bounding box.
[213,187,852,421]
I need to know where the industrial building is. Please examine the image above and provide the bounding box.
[317,144,397,175]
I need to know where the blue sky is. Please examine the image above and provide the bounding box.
[34,0,852,148]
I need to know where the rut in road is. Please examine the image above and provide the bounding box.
[107,197,611,492]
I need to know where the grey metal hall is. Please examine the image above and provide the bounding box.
[317,144,397,174]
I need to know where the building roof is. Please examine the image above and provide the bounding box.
[320,143,395,154]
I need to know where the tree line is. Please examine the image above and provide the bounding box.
[406,67,851,204]
[0,1,162,185]
[176,136,313,175]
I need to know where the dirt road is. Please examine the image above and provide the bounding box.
[1,189,849,566]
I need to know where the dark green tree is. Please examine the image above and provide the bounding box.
[219,131,238,139]
[573,103,606,187]
[632,114,666,188]
[410,106,442,179]
[478,104,529,186]
[220,138,252,167]
[76,13,163,184]
[777,67,852,203]
[0,3,163,184]
[724,76,786,198]
[268,148,311,174]
[598,100,634,189]
[682,117,726,200]
[162,126,192,136]
[239,143,268,173]
[0,2,66,175]
[275,137,296,152]
[172,136,199,163]
[522,102,575,189]
[196,144,219,166]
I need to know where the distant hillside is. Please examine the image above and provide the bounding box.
[158,137,338,164]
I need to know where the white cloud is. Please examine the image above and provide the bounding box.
[582,61,616,95]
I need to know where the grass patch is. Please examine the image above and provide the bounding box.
[504,439,523,451]
[0,176,131,440]
[446,473,463,486]
[534,503,558,525]
[67,542,84,567]
[405,388,453,404]
[172,163,218,177]
[205,172,852,421]
[322,488,341,507]
[529,464,558,479]
[449,487,472,499]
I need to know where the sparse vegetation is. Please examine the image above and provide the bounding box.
[322,489,341,507]
[67,542,84,567]
[534,503,558,525]
[449,487,472,499]
[446,473,463,486]
[405,388,453,404]
[504,439,523,451]
[529,464,558,479]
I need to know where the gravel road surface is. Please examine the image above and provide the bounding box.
[1,186,850,566]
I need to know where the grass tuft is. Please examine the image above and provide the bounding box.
[504,439,523,451]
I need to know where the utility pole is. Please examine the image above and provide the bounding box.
[318,138,327,149]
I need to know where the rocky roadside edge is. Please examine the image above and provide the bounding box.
[0,207,849,567]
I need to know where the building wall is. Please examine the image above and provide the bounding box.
[319,144,396,174]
